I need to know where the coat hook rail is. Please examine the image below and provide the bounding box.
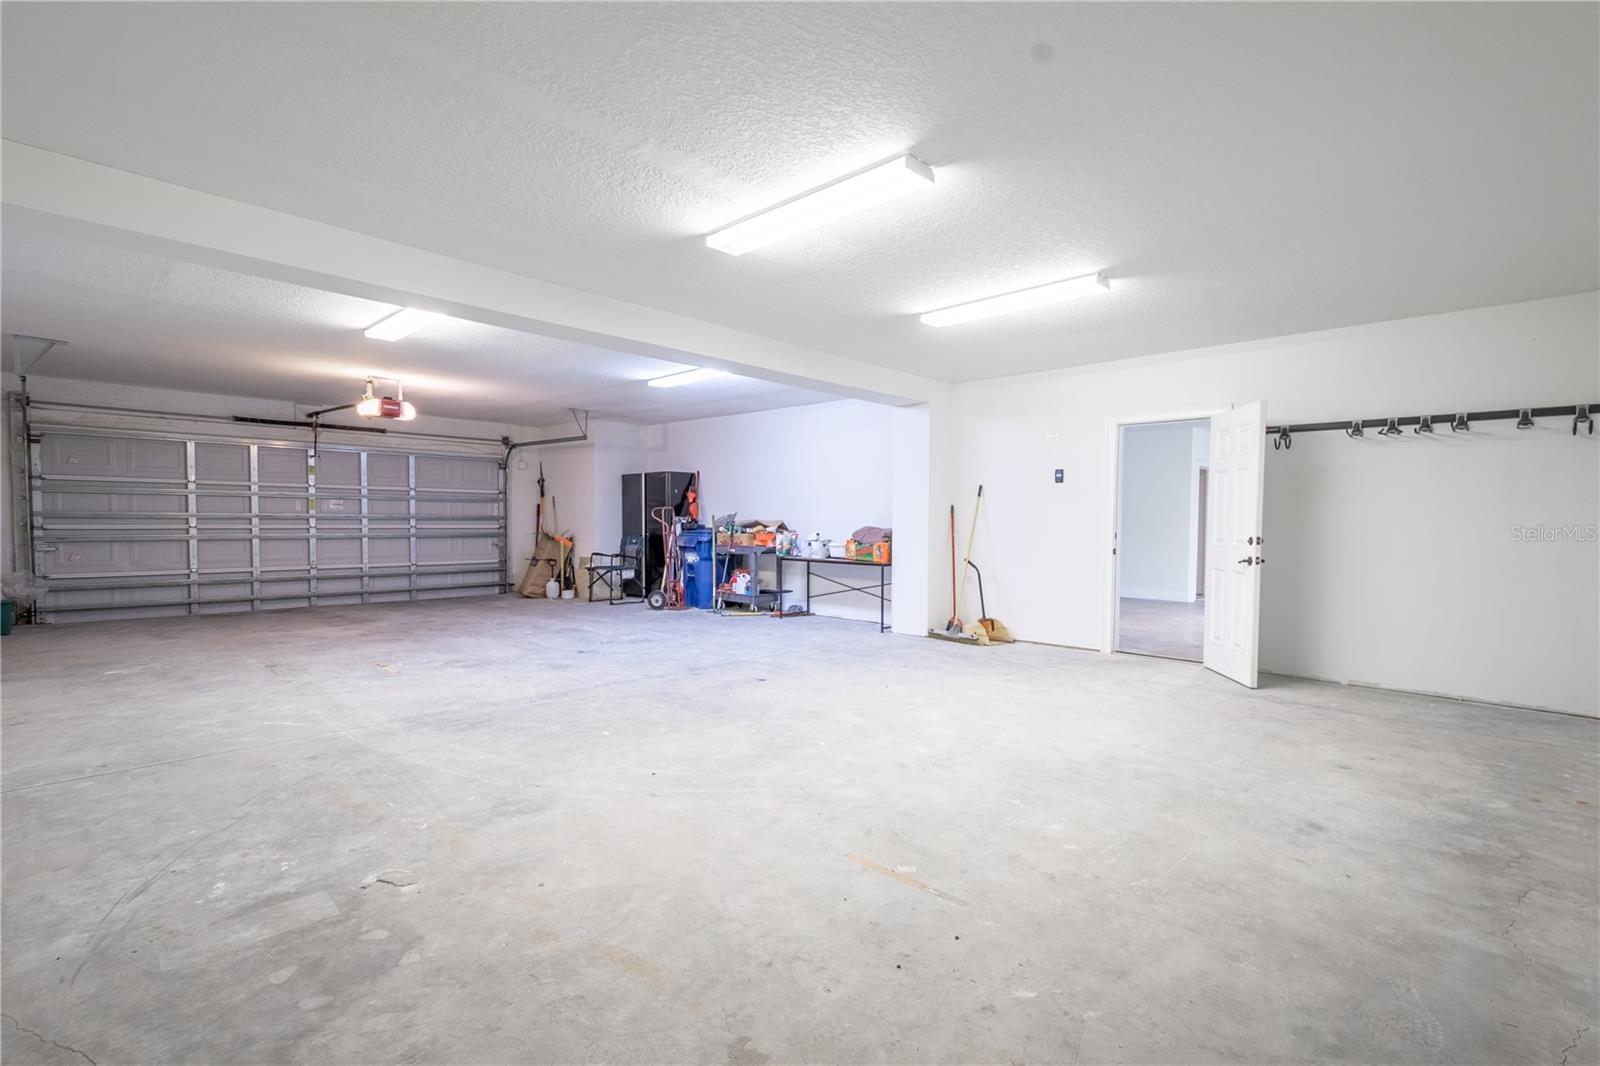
[1267,402,1599,444]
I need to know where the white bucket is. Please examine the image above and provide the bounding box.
[560,588,576,600]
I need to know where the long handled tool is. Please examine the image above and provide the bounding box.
[930,502,981,643]
[516,462,553,597]
[966,560,1014,643]
[944,504,961,633]
[955,484,984,623]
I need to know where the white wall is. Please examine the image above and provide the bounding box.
[889,402,937,635]
[1118,420,1207,602]
[950,292,1600,716]
[506,436,595,593]
[588,419,646,560]
[512,418,644,600]
[640,400,895,622]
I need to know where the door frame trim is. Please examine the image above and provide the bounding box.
[1101,406,1229,656]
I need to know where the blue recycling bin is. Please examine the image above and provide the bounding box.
[679,528,716,609]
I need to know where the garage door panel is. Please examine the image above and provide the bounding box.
[369,539,410,565]
[199,581,253,604]
[417,536,499,565]
[197,539,252,571]
[42,539,189,578]
[31,430,504,621]
[261,496,308,516]
[195,443,249,481]
[40,434,187,480]
[198,494,250,515]
[316,539,362,567]
[416,499,498,519]
[317,497,360,522]
[45,489,186,515]
[316,450,361,488]
[367,453,409,487]
[415,456,497,492]
[45,585,189,625]
[260,539,311,568]
[257,446,309,482]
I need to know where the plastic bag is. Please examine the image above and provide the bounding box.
[2,572,45,605]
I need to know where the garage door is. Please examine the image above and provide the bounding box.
[27,426,506,622]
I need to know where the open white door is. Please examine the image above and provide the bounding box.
[1203,402,1266,687]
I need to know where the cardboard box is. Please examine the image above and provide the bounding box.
[845,539,891,563]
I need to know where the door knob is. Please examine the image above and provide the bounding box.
[1237,556,1264,566]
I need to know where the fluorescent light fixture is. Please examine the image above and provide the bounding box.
[920,272,1112,327]
[706,154,935,256]
[647,368,726,388]
[364,308,442,341]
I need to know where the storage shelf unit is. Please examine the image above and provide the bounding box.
[713,544,790,615]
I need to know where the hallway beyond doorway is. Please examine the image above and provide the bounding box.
[1118,596,1205,661]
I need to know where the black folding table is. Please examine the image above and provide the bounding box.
[776,556,893,633]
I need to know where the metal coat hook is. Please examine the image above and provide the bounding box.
[1268,402,1595,446]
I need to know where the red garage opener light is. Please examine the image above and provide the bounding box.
[354,377,416,421]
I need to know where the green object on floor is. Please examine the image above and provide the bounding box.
[1,599,13,635]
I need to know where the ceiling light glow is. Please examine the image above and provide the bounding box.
[706,155,935,256]
[647,368,726,388]
[354,377,417,420]
[364,308,442,341]
[920,273,1112,327]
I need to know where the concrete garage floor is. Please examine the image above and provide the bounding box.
[2,599,1596,1066]
[1118,597,1206,662]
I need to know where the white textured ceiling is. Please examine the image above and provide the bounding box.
[0,217,840,425]
[2,3,1597,382]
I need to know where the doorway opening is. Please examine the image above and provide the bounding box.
[1115,418,1211,662]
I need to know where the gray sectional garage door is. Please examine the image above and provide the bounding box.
[28,427,506,622]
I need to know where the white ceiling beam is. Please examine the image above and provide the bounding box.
[1,141,942,405]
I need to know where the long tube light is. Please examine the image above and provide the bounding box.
[920,273,1112,327]
[706,155,935,256]
[647,368,725,388]
[364,308,442,341]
